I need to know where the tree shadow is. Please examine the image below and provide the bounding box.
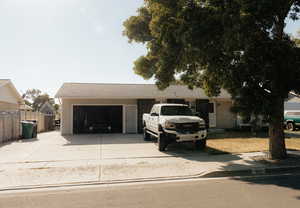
[208,131,269,139]
[157,141,242,162]
[160,139,300,199]
[285,131,300,138]
[226,154,300,200]
[208,130,300,139]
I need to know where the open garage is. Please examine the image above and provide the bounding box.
[73,106,123,134]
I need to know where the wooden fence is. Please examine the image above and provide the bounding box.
[20,111,55,132]
[0,111,55,144]
[0,111,21,143]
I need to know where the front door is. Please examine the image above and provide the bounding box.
[196,99,210,128]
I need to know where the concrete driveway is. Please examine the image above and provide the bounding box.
[0,131,258,189]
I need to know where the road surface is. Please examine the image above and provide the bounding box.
[1,174,300,208]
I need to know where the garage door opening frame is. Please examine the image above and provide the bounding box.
[71,104,137,134]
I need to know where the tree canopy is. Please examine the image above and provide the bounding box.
[124,0,300,159]
[22,89,55,112]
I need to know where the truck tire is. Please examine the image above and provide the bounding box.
[287,122,295,131]
[158,133,168,151]
[195,139,207,150]
[143,127,151,141]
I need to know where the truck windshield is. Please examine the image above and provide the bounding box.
[161,106,193,116]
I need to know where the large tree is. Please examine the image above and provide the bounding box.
[22,89,55,111]
[123,0,300,159]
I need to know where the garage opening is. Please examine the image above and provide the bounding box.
[73,106,123,134]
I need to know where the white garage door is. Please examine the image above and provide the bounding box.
[125,105,137,133]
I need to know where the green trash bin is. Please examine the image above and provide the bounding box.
[21,121,34,139]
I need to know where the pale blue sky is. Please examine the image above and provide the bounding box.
[0,0,299,97]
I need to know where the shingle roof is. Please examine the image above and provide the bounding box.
[55,83,231,99]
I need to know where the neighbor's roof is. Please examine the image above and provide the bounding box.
[40,101,55,112]
[55,83,232,99]
[0,79,23,104]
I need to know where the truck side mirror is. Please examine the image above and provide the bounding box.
[151,113,158,117]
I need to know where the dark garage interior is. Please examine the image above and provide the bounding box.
[73,106,123,134]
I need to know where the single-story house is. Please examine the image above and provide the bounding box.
[55,83,236,135]
[0,79,23,111]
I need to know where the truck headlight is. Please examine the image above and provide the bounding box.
[165,121,176,129]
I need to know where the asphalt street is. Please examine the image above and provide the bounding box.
[1,173,300,208]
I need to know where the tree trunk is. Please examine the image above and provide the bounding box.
[268,97,287,160]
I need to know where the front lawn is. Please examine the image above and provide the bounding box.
[206,130,300,154]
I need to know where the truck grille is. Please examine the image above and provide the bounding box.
[175,123,200,133]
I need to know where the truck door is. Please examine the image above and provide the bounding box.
[149,106,160,133]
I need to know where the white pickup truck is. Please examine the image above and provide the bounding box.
[143,104,207,151]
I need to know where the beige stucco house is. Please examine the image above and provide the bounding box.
[55,83,237,135]
[0,79,23,111]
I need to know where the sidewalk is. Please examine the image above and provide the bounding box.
[1,149,300,190]
[1,132,300,190]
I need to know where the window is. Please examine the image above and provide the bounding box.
[161,106,193,116]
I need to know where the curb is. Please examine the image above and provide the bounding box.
[201,165,300,178]
[0,174,206,192]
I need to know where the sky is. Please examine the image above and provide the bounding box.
[0,0,299,97]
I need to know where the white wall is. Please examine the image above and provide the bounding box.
[0,102,19,111]
[0,85,19,104]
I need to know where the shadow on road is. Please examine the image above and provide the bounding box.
[224,154,300,200]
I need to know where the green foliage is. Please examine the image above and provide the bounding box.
[123,0,300,119]
[22,89,55,112]
[32,94,54,112]
[124,0,300,158]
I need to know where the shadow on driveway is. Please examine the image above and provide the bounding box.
[62,134,148,146]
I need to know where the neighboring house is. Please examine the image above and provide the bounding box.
[284,92,300,111]
[0,79,23,111]
[40,101,55,115]
[55,83,236,135]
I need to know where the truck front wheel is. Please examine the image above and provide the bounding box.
[158,133,168,151]
[195,139,207,150]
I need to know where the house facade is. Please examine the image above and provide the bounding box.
[55,83,236,135]
[0,79,23,111]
